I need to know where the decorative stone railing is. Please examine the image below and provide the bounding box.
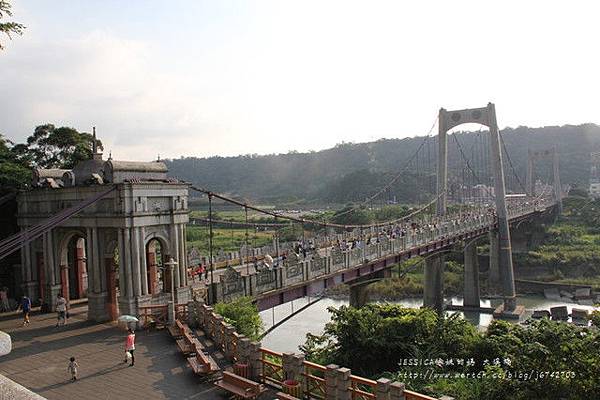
[190,199,554,269]
[186,300,439,400]
[207,200,558,305]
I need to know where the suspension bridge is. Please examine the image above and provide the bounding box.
[0,103,562,322]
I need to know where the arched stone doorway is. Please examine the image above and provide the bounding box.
[146,237,170,295]
[58,231,88,303]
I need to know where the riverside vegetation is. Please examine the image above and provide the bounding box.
[300,304,600,400]
[514,195,600,288]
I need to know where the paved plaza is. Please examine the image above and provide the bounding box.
[0,305,225,400]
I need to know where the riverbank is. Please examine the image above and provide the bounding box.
[259,295,599,354]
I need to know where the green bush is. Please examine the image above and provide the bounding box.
[214,297,263,340]
[302,304,600,400]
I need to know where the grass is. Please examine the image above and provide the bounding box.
[515,222,600,277]
[189,210,266,220]
[325,259,464,300]
[515,197,600,281]
[186,226,275,254]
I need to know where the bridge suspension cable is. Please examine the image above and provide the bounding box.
[0,185,117,261]
[189,217,289,228]
[331,114,439,219]
[451,132,495,199]
[499,132,527,193]
[190,185,445,230]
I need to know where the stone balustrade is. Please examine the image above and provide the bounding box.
[195,200,554,308]
[185,299,444,400]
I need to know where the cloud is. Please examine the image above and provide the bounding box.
[1,1,599,163]
[0,29,238,160]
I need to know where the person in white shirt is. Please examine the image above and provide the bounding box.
[55,294,67,327]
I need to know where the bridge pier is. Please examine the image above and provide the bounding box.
[423,256,444,313]
[488,230,500,292]
[349,284,369,308]
[463,241,480,309]
[348,268,391,308]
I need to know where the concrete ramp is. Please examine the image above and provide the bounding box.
[0,374,46,400]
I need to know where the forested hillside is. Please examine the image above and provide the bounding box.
[166,124,600,203]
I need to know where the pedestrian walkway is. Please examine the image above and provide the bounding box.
[0,304,224,400]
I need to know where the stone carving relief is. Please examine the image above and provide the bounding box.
[331,247,345,267]
[134,196,148,212]
[285,251,300,265]
[310,252,326,273]
[286,262,303,279]
[221,266,244,296]
[380,237,391,253]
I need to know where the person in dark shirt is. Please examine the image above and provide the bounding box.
[18,296,31,326]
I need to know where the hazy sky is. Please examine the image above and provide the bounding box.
[1,1,599,161]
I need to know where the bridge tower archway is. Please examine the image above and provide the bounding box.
[433,103,518,315]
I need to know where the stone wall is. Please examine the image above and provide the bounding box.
[0,374,46,400]
[187,300,423,400]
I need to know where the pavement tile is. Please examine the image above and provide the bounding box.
[0,305,231,400]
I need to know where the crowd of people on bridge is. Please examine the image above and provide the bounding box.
[181,198,546,284]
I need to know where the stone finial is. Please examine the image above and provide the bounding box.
[376,378,391,400]
[325,364,339,400]
[389,382,405,400]
[336,367,352,400]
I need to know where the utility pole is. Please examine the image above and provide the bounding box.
[553,146,563,213]
[208,193,214,303]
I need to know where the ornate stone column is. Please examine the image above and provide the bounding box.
[139,227,148,295]
[43,230,60,310]
[147,249,158,295]
[75,243,86,298]
[178,224,187,287]
[131,227,142,297]
[118,228,136,316]
[59,264,69,304]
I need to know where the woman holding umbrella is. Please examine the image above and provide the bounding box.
[123,328,136,367]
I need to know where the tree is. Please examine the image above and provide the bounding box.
[330,204,372,226]
[302,304,478,377]
[0,133,30,190]
[214,296,263,340]
[302,304,600,399]
[0,0,25,50]
[18,124,102,169]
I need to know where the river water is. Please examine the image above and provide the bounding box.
[259,296,598,354]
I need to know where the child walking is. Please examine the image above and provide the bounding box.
[68,357,79,381]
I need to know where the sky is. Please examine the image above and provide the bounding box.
[1,1,599,161]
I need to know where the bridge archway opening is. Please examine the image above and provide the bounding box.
[58,233,88,302]
[146,238,169,295]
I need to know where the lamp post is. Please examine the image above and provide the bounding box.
[164,257,178,323]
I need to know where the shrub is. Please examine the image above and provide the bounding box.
[214,296,263,340]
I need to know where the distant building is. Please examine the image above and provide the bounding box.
[450,184,494,204]
[590,152,600,198]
